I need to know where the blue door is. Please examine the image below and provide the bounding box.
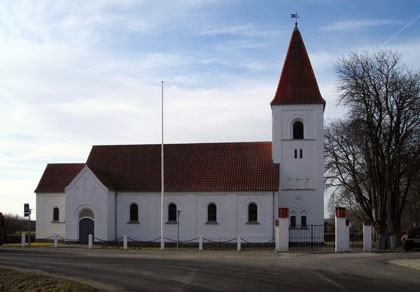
[79,218,94,244]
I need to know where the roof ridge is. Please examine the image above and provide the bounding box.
[91,141,272,147]
[46,163,85,165]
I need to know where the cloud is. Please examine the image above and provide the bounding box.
[199,23,255,35]
[0,0,225,45]
[322,19,402,32]
[198,23,285,38]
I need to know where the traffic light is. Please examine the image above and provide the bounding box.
[24,203,31,217]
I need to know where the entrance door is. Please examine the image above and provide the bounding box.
[79,218,94,244]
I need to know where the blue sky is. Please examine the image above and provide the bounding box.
[1,0,419,217]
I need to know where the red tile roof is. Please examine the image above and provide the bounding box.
[35,142,279,193]
[34,163,85,193]
[89,167,115,190]
[271,27,325,106]
[86,142,279,192]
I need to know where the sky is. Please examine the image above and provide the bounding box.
[1,0,419,218]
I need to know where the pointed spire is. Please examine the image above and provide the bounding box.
[271,27,325,106]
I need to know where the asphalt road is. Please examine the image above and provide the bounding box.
[1,247,420,291]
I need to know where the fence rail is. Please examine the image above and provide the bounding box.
[289,225,334,251]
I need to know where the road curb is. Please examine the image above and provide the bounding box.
[389,260,420,272]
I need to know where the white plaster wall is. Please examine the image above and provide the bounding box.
[65,167,115,241]
[277,190,324,226]
[106,190,116,240]
[116,192,274,242]
[35,193,66,239]
[272,104,324,225]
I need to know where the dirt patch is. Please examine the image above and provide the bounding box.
[0,268,99,292]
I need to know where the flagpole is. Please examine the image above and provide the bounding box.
[160,80,165,250]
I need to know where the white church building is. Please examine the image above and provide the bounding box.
[35,26,326,244]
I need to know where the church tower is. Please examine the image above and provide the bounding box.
[271,25,326,226]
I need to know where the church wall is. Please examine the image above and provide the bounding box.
[35,192,66,239]
[65,168,115,241]
[116,191,274,242]
[276,189,324,226]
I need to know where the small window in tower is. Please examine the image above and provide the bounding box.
[305,178,311,189]
[293,121,304,139]
[296,178,302,189]
[287,178,293,189]
[301,216,307,227]
[290,216,296,227]
[294,149,298,159]
[300,149,303,159]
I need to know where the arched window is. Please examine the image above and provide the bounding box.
[207,203,217,222]
[53,207,59,221]
[290,216,296,227]
[168,203,177,222]
[130,203,138,222]
[301,216,307,227]
[305,178,311,189]
[293,121,304,139]
[79,208,94,219]
[296,178,302,189]
[248,203,258,222]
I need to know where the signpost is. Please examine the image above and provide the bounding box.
[176,210,182,248]
[24,203,31,247]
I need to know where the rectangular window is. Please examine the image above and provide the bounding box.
[294,149,297,159]
[291,216,296,227]
[301,216,307,227]
[300,149,303,159]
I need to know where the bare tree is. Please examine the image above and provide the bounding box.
[402,172,420,229]
[325,49,420,246]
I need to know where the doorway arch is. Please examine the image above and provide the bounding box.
[79,208,94,244]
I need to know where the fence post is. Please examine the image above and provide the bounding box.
[278,208,289,252]
[199,236,203,251]
[311,225,314,251]
[274,220,280,252]
[54,234,58,248]
[363,219,373,252]
[88,234,93,249]
[21,232,26,247]
[237,236,241,251]
[335,207,347,252]
[123,235,128,250]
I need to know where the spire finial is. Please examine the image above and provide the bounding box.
[291,12,299,27]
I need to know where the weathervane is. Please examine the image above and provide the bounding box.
[291,12,299,27]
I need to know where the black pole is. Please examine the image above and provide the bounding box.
[177,211,180,248]
[28,213,31,247]
[311,225,313,251]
